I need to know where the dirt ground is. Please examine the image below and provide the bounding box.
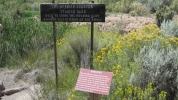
[0,13,178,100]
[96,13,178,33]
[96,13,156,33]
[73,13,157,34]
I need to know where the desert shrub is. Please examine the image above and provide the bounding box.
[106,3,115,12]
[95,24,178,99]
[160,20,178,37]
[20,2,32,11]
[92,24,166,99]
[94,24,161,70]
[134,40,178,100]
[0,15,70,67]
[114,0,133,13]
[156,6,174,27]
[11,8,24,18]
[64,24,168,99]
[3,1,16,10]
[9,1,32,18]
[172,0,178,14]
[146,0,173,13]
[0,4,4,10]
[57,26,101,68]
[129,1,149,16]
[1,17,39,66]
[31,3,40,11]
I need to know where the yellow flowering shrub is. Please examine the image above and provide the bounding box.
[94,24,162,69]
[93,24,173,99]
[94,24,178,69]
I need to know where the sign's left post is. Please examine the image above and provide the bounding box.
[52,0,59,91]
[41,1,59,90]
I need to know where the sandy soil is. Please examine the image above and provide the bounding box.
[96,14,156,33]
[73,13,157,34]
[96,14,177,33]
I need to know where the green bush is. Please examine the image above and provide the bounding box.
[0,15,70,67]
[20,2,32,11]
[146,0,173,13]
[3,1,16,10]
[156,6,174,27]
[11,8,24,18]
[57,26,101,68]
[114,0,133,13]
[172,0,178,14]
[129,1,149,16]
[31,3,40,11]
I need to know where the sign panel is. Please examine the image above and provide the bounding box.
[75,68,113,95]
[40,3,105,22]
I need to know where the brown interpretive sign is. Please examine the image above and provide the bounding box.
[75,68,113,95]
[40,3,105,22]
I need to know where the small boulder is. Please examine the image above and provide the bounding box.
[0,82,5,91]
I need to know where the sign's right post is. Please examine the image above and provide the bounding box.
[90,1,102,100]
[90,93,101,100]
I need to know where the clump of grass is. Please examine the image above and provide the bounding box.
[42,66,80,100]
[0,15,70,67]
[56,25,101,68]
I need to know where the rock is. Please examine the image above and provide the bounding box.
[0,82,5,91]
[1,85,42,100]
[22,69,42,84]
[2,86,27,96]
[0,90,3,97]
[0,24,3,32]
[0,68,42,100]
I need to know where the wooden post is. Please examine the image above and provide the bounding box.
[90,14,94,69]
[0,24,3,54]
[0,24,3,38]
[52,0,58,90]
[89,93,101,100]
[89,1,101,100]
